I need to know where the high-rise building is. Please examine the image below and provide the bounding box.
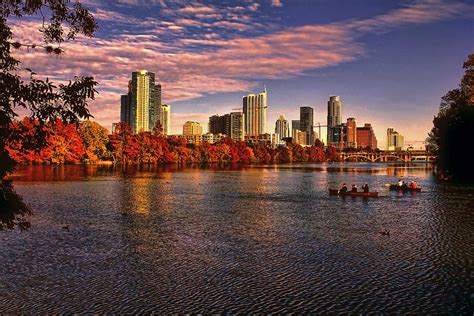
[158,104,170,135]
[121,70,160,133]
[357,123,377,149]
[275,114,289,140]
[331,123,345,150]
[153,82,162,129]
[243,87,267,137]
[131,70,156,133]
[327,96,342,145]
[183,121,202,136]
[300,106,314,145]
[120,94,130,125]
[345,118,357,148]
[387,128,405,151]
[230,112,244,141]
[292,120,300,138]
[208,114,230,135]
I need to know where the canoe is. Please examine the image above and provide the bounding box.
[329,189,378,197]
[389,185,421,192]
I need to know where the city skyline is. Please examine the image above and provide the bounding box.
[10,0,473,148]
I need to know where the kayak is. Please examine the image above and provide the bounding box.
[329,189,378,197]
[389,185,421,192]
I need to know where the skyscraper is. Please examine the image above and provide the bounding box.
[327,96,342,145]
[243,87,267,137]
[159,104,170,135]
[387,128,405,151]
[153,82,162,130]
[300,106,314,145]
[121,70,160,134]
[230,112,244,141]
[120,94,130,125]
[275,115,289,140]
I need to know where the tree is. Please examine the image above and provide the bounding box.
[78,121,110,162]
[1,1,98,229]
[40,119,85,164]
[427,54,474,182]
[107,123,138,164]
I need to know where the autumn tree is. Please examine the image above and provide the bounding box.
[41,119,85,164]
[427,54,474,182]
[107,123,138,164]
[1,1,98,229]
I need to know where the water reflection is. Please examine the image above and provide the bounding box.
[2,163,473,313]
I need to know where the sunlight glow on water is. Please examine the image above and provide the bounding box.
[1,163,473,313]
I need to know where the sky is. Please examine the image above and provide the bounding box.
[11,0,474,148]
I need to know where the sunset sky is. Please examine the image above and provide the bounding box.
[12,0,473,148]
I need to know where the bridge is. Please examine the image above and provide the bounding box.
[339,150,435,163]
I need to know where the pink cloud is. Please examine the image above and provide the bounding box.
[178,4,216,15]
[8,0,472,133]
[271,0,283,7]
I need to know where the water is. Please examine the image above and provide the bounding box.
[1,163,473,313]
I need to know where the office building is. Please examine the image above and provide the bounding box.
[292,129,306,145]
[183,121,202,136]
[243,87,267,137]
[300,106,314,145]
[292,120,300,138]
[230,112,244,142]
[387,128,405,151]
[158,104,170,135]
[120,95,130,125]
[356,123,377,149]
[275,115,289,141]
[327,96,342,145]
[345,118,357,148]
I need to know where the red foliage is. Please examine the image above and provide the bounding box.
[6,119,330,165]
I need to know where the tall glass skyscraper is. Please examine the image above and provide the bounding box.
[300,106,314,145]
[243,87,267,137]
[120,70,161,134]
[327,96,342,145]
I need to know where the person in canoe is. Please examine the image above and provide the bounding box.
[351,184,358,192]
[362,183,369,193]
[410,181,418,189]
[339,183,348,194]
[401,181,409,190]
[398,179,403,186]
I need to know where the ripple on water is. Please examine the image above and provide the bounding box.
[1,164,473,313]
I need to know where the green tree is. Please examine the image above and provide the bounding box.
[1,1,98,230]
[427,54,474,182]
[78,121,110,162]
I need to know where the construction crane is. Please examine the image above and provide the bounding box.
[405,140,427,150]
[313,122,328,141]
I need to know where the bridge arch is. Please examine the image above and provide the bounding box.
[373,155,406,162]
[341,155,374,162]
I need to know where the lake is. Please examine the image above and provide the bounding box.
[1,163,473,313]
